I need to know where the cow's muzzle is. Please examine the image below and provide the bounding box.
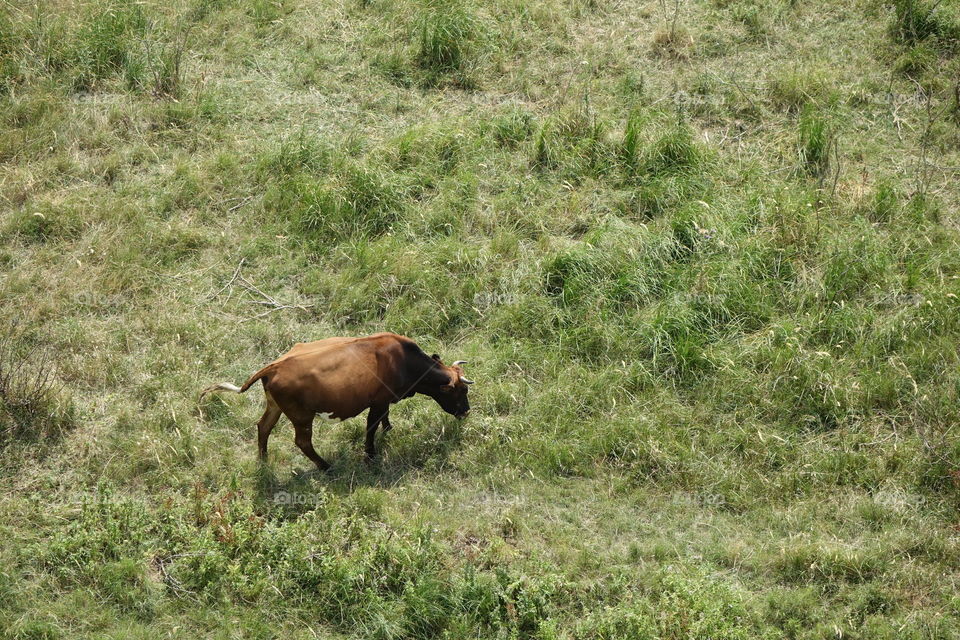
[455,411,469,420]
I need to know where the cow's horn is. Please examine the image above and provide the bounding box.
[461,376,475,385]
[452,360,468,366]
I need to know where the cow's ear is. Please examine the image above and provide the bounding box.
[431,353,441,361]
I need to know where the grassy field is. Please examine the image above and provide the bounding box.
[2,0,960,637]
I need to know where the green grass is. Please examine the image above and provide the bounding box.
[2,0,960,638]
[891,0,960,46]
[797,105,834,177]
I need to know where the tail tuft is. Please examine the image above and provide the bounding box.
[200,382,243,401]
[200,364,271,402]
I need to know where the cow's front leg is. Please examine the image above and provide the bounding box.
[365,405,389,460]
[381,412,393,433]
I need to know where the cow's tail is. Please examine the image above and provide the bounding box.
[199,364,272,401]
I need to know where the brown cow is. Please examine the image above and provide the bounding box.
[200,332,473,470]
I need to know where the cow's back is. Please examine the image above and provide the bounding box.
[274,336,355,362]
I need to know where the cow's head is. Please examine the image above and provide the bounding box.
[427,354,473,419]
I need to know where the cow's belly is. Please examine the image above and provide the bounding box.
[293,382,388,421]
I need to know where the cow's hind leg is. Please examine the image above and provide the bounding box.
[257,395,282,462]
[289,413,330,471]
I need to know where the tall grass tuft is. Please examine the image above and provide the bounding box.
[267,162,406,242]
[0,12,24,95]
[620,110,644,173]
[797,107,833,177]
[259,131,332,177]
[64,0,147,91]
[248,0,286,27]
[487,107,535,148]
[531,104,613,179]
[415,0,487,84]
[646,123,703,175]
[766,68,834,114]
[890,0,960,45]
[864,179,901,223]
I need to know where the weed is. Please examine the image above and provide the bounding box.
[143,24,192,98]
[653,0,693,59]
[651,24,694,59]
[0,326,74,453]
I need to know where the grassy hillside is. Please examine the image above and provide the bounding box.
[2,0,960,637]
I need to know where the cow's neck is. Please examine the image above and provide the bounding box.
[405,351,450,395]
